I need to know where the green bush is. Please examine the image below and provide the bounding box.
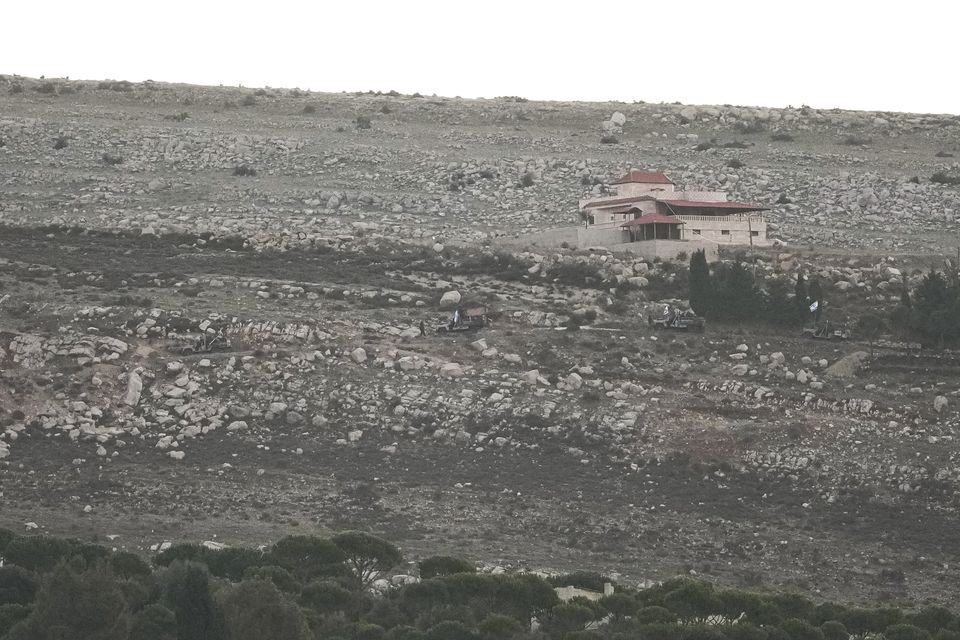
[301,579,354,613]
[110,551,152,580]
[478,613,523,640]
[636,605,677,624]
[218,580,309,640]
[6,564,130,640]
[820,620,848,640]
[885,624,933,640]
[931,171,960,186]
[419,556,476,580]
[0,604,31,637]
[244,565,300,593]
[130,603,177,640]
[0,566,38,605]
[3,536,107,573]
[426,620,475,640]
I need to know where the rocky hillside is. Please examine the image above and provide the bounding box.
[1,75,959,609]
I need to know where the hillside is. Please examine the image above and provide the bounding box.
[0,75,959,608]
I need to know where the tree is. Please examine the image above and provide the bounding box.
[478,613,524,640]
[794,271,808,314]
[600,592,637,620]
[688,249,712,316]
[764,279,803,326]
[332,532,402,588]
[164,562,226,640]
[301,579,355,614]
[419,556,476,580]
[885,624,933,640]
[820,621,849,640]
[541,603,595,638]
[217,579,310,640]
[267,535,346,583]
[0,566,38,605]
[710,262,761,321]
[7,563,130,640]
[856,313,887,356]
[130,603,177,640]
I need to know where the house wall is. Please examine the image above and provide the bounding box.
[589,200,657,225]
[677,214,769,246]
[615,182,676,198]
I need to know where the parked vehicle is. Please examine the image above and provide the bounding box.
[648,305,705,332]
[802,321,850,341]
[436,306,488,335]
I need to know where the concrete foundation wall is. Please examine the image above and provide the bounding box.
[604,239,719,261]
[677,214,769,246]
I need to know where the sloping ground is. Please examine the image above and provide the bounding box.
[1,77,959,608]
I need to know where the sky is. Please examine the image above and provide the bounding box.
[2,0,957,115]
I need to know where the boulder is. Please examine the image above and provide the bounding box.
[934,395,949,414]
[351,348,368,364]
[123,371,143,406]
[439,290,462,308]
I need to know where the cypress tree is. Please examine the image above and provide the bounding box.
[794,272,808,314]
[688,249,712,317]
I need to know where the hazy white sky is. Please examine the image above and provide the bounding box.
[3,0,957,114]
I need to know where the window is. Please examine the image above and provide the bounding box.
[691,229,702,235]
[751,230,759,237]
[721,230,731,236]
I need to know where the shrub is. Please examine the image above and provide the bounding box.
[931,171,960,186]
[3,536,107,573]
[721,140,750,149]
[0,528,16,555]
[770,132,794,141]
[380,104,393,114]
[9,83,24,94]
[164,112,190,122]
[419,556,476,580]
[233,165,257,177]
[110,551,152,580]
[244,565,300,593]
[776,193,792,204]
[820,620,849,640]
[53,136,68,150]
[885,624,933,640]
[935,150,954,158]
[241,94,257,106]
[36,82,57,94]
[0,604,31,637]
[301,580,354,613]
[600,134,618,144]
[0,566,38,605]
[727,159,745,169]
[519,171,535,188]
[356,115,372,129]
[695,141,715,151]
[303,104,316,114]
[102,152,124,165]
[842,135,872,146]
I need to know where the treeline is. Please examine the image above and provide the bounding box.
[688,251,820,326]
[1,529,959,640]
[889,270,960,347]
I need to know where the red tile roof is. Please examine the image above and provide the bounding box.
[613,170,674,185]
[658,199,767,212]
[621,214,685,226]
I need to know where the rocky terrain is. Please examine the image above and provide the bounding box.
[1,75,959,607]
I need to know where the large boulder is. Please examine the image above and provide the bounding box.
[123,371,143,406]
[351,348,367,364]
[439,290,462,308]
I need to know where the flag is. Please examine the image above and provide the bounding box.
[809,300,819,313]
